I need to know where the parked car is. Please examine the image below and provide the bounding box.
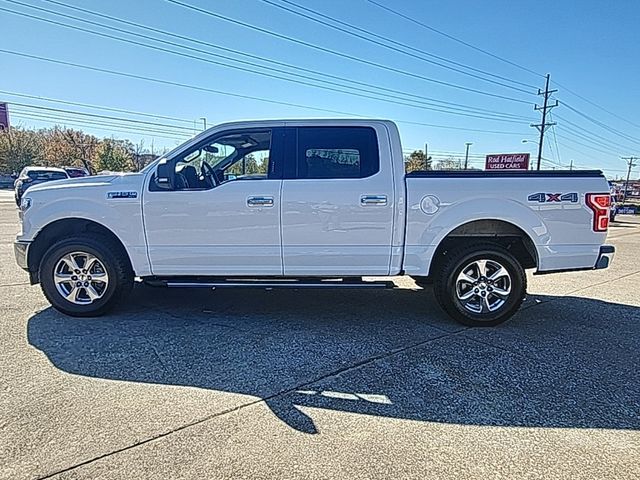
[14,167,69,206]
[13,119,615,326]
[63,166,89,178]
[0,173,16,189]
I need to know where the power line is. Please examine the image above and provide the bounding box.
[9,102,195,133]
[561,101,640,147]
[162,0,533,104]
[0,90,195,125]
[554,80,640,130]
[10,112,188,141]
[10,106,192,137]
[364,0,544,79]
[364,0,640,145]
[0,49,531,136]
[260,0,538,92]
[557,117,632,154]
[1,1,534,123]
[37,0,532,120]
[555,129,619,157]
[12,112,188,140]
[549,114,562,164]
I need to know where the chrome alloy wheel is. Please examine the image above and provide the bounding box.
[455,259,512,314]
[53,251,109,305]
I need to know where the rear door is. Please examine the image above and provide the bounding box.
[280,124,395,275]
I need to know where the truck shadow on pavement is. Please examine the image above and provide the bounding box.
[27,286,640,434]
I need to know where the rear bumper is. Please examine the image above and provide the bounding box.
[594,245,615,269]
[14,240,30,271]
[535,244,614,275]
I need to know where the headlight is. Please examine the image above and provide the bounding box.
[21,197,32,212]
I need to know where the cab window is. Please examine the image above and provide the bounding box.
[173,130,273,190]
[295,127,379,179]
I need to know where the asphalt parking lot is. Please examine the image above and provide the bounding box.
[1,188,638,480]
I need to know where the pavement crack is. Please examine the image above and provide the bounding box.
[38,328,462,479]
[0,282,31,288]
[142,337,167,373]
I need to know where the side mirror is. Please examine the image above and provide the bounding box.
[155,159,175,190]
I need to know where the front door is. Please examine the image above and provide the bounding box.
[144,127,284,276]
[281,125,395,275]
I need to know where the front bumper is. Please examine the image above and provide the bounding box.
[14,240,30,271]
[594,245,615,270]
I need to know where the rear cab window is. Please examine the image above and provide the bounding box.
[294,127,379,179]
[27,170,68,181]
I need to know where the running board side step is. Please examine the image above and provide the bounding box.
[145,278,395,289]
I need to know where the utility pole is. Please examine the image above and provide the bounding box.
[531,74,558,170]
[621,156,637,206]
[464,142,472,170]
[569,159,573,171]
[200,117,208,130]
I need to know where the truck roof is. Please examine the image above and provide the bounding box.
[206,118,396,131]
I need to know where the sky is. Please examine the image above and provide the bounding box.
[1,0,639,178]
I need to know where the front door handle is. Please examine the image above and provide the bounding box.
[247,196,274,207]
[360,195,388,206]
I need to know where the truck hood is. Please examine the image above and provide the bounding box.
[25,172,141,195]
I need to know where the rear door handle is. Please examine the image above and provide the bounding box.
[247,196,274,207]
[360,195,388,206]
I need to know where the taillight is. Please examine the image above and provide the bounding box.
[586,193,611,232]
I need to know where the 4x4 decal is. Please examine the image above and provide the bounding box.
[528,192,578,203]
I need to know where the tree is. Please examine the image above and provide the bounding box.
[226,153,268,176]
[42,127,99,174]
[94,138,134,172]
[0,127,43,173]
[434,157,463,170]
[132,140,148,171]
[404,149,432,173]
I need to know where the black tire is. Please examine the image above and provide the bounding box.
[39,234,133,317]
[412,276,433,287]
[433,243,526,327]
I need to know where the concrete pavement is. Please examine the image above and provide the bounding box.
[0,201,638,479]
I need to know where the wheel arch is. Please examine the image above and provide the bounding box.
[28,218,134,284]
[427,219,539,277]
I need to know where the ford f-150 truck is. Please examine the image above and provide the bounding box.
[14,120,615,326]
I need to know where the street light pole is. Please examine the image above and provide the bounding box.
[464,142,472,170]
[522,139,539,170]
[200,117,207,130]
[424,142,429,170]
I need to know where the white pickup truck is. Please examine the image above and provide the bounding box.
[14,119,614,326]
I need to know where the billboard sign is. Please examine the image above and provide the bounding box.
[485,153,530,171]
[0,103,8,130]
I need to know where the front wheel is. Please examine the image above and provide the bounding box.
[39,234,133,317]
[433,243,526,327]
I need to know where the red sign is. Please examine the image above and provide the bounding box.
[0,103,8,130]
[485,153,530,171]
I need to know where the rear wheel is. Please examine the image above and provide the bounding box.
[433,243,526,327]
[39,234,133,317]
